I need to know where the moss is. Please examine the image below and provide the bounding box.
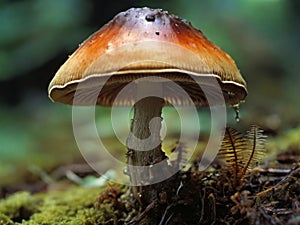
[267,126,300,157]
[276,126,300,149]
[0,185,124,225]
[0,213,15,225]
[0,192,39,223]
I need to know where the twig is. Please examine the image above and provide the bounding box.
[125,200,157,225]
[255,166,299,198]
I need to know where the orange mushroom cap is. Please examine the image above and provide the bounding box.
[48,7,247,106]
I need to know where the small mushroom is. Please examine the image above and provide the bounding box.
[48,7,247,207]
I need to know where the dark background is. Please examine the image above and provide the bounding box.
[1,0,299,185]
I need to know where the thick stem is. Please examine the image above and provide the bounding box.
[126,96,168,205]
[126,96,166,177]
[128,96,166,165]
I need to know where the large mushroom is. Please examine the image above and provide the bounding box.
[48,7,247,208]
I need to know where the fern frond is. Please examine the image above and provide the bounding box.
[218,127,247,186]
[218,125,266,189]
[242,125,267,174]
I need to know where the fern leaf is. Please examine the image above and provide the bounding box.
[218,125,266,189]
[218,127,247,186]
[242,125,267,175]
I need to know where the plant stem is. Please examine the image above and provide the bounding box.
[126,96,167,204]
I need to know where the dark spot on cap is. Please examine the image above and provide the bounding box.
[155,31,160,35]
[145,14,155,22]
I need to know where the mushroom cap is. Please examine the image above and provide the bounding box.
[48,7,247,106]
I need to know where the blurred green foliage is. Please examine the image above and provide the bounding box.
[0,0,90,80]
[0,0,299,187]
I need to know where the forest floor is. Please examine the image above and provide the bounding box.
[0,126,300,225]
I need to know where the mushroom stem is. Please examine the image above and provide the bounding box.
[126,96,167,201]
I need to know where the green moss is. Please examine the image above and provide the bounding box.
[0,192,39,223]
[267,126,300,156]
[277,126,300,149]
[0,185,124,225]
[0,213,15,225]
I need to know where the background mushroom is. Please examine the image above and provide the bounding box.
[48,7,247,207]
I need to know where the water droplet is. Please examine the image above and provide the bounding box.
[182,19,191,25]
[145,14,155,22]
[228,91,235,97]
[233,104,240,123]
[123,167,129,175]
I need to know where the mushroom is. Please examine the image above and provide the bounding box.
[48,7,247,207]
